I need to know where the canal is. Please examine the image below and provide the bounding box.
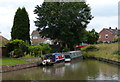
[2,59,120,80]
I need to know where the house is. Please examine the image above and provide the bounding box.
[31,30,53,45]
[0,35,8,47]
[98,27,120,43]
[0,35,8,57]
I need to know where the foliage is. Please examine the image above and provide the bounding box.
[28,44,51,57]
[114,37,120,42]
[34,2,93,50]
[97,41,103,44]
[39,43,52,54]
[11,7,30,44]
[21,54,35,58]
[28,45,42,57]
[6,39,28,58]
[113,50,120,55]
[82,43,120,61]
[85,29,99,44]
[81,45,99,52]
[62,47,70,52]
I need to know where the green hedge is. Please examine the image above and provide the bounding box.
[6,39,28,57]
[28,44,52,57]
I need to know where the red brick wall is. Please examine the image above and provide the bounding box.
[98,29,115,41]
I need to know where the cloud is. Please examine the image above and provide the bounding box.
[0,0,119,39]
[87,16,118,32]
[0,0,44,39]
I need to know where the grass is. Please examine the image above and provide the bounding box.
[0,58,33,66]
[82,43,119,61]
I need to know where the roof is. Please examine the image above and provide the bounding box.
[100,28,120,36]
[0,35,8,42]
[31,38,49,43]
[31,30,40,36]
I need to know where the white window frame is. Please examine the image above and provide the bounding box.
[33,36,38,39]
[105,34,108,39]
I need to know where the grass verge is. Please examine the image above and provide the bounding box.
[0,58,33,66]
[81,43,119,61]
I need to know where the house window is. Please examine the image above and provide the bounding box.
[105,34,108,39]
[33,36,38,39]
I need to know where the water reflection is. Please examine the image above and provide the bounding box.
[2,59,120,80]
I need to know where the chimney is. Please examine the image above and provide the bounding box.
[109,27,111,29]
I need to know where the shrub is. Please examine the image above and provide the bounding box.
[114,37,120,42]
[28,45,42,57]
[22,54,35,58]
[81,45,99,52]
[97,41,103,44]
[113,50,120,55]
[6,39,28,57]
[62,47,70,52]
[28,44,51,57]
[39,44,52,54]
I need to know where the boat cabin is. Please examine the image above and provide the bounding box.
[63,51,82,62]
[44,53,65,63]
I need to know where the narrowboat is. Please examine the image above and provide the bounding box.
[38,53,65,66]
[63,51,83,62]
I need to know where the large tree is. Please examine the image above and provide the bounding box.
[11,7,30,44]
[34,2,93,50]
[86,29,99,44]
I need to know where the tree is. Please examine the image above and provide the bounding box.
[11,7,30,44]
[86,29,99,44]
[34,2,93,50]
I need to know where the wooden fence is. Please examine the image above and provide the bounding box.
[0,47,7,58]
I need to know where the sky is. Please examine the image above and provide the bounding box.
[0,0,119,40]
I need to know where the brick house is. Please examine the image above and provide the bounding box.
[31,30,53,45]
[0,35,8,47]
[0,35,8,57]
[98,27,120,43]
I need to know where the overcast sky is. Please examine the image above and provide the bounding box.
[0,0,119,40]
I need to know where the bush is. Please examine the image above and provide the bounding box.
[113,50,120,55]
[28,44,51,57]
[62,47,70,52]
[39,44,52,54]
[22,54,35,58]
[28,45,42,57]
[81,45,99,52]
[6,39,28,58]
[97,41,103,44]
[114,37,120,42]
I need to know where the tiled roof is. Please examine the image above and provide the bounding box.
[104,28,120,36]
[0,35,8,42]
[31,38,49,43]
[31,30,40,36]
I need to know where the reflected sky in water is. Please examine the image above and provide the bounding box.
[2,59,120,80]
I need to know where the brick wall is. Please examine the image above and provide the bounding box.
[98,29,115,42]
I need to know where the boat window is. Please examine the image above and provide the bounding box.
[56,56,58,59]
[65,55,70,58]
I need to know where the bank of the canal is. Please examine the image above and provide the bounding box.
[81,43,120,65]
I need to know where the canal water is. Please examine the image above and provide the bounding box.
[2,59,120,80]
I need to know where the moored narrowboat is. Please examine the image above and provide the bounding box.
[63,51,83,62]
[38,53,65,66]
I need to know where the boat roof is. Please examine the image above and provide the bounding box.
[67,51,81,53]
[52,53,63,56]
